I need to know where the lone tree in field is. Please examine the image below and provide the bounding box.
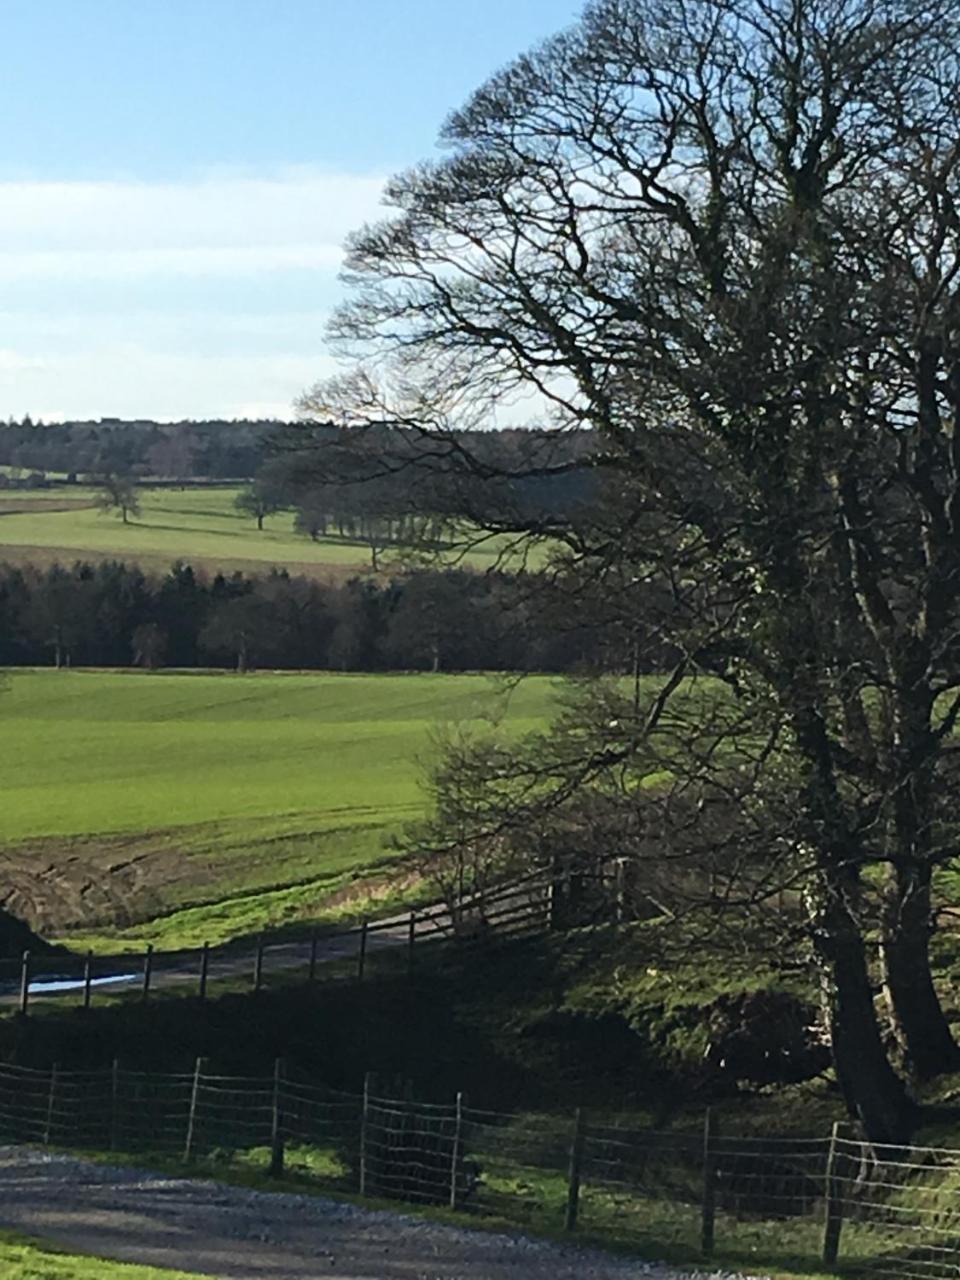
[309,0,960,1141]
[235,477,284,531]
[94,471,140,525]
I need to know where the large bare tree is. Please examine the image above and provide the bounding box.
[305,0,960,1141]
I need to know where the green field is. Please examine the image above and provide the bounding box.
[0,485,530,577]
[0,669,554,951]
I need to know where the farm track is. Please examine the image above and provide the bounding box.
[0,899,453,1005]
[0,1149,682,1279]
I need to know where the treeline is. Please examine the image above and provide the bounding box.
[0,560,670,675]
[0,418,277,481]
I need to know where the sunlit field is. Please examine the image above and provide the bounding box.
[0,669,555,949]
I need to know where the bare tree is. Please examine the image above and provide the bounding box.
[305,0,960,1141]
[94,471,140,525]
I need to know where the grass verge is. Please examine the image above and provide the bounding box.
[0,1230,205,1279]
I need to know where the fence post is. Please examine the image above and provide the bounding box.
[44,1063,59,1147]
[80,951,93,1010]
[18,950,30,1017]
[449,1091,465,1210]
[357,918,368,983]
[110,1058,120,1151]
[565,1107,585,1231]
[269,1057,285,1177]
[198,942,209,999]
[822,1120,845,1266]
[253,936,264,992]
[308,930,319,983]
[141,944,153,1003]
[359,1071,372,1196]
[184,1055,206,1162]
[701,1108,718,1256]
[407,912,416,977]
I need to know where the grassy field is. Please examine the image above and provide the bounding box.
[0,1231,204,1279]
[0,669,554,951]
[0,485,531,578]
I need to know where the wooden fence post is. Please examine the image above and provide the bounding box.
[701,1108,718,1256]
[141,945,153,1003]
[18,950,30,1017]
[359,1071,372,1196]
[614,857,628,923]
[308,930,319,983]
[253,936,264,992]
[184,1056,206,1162]
[82,951,93,1010]
[449,1091,465,1210]
[565,1107,585,1231]
[110,1058,120,1152]
[357,919,368,983]
[269,1057,285,1177]
[822,1120,845,1266]
[44,1063,59,1147]
[198,942,209,1000]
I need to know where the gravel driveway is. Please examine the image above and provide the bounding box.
[0,1148,755,1280]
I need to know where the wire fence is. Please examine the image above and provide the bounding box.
[0,1058,958,1277]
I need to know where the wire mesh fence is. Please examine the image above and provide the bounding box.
[0,1059,958,1276]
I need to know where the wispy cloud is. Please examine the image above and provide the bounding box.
[0,244,345,282]
[0,170,388,417]
[0,171,387,252]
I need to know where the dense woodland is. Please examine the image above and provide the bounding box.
[0,560,666,675]
[0,417,275,480]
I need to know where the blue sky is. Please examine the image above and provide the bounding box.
[0,0,580,421]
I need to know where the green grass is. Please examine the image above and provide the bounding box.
[0,484,536,576]
[0,1231,204,1280]
[0,669,555,949]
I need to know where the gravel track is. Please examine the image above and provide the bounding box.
[0,1148,760,1280]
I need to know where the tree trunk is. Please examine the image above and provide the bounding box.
[811,867,913,1144]
[257,513,264,531]
[882,862,959,1079]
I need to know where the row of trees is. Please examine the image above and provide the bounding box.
[236,424,597,567]
[0,560,666,675]
[307,0,960,1143]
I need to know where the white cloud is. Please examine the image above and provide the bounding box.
[0,349,45,372]
[0,346,340,422]
[0,170,389,416]
[0,244,345,282]
[0,171,387,252]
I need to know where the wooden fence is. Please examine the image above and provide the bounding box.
[0,869,567,1015]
